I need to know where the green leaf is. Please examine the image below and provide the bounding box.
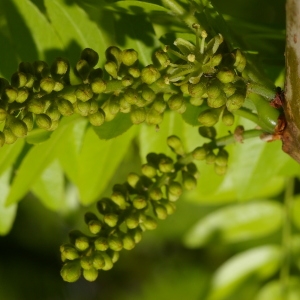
[292,195,300,230]
[5,116,82,206]
[77,125,138,205]
[31,159,66,211]
[0,139,24,177]
[93,113,133,140]
[0,168,17,235]
[25,129,52,144]
[184,200,283,248]
[207,245,281,300]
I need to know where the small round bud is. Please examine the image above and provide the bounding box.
[142,216,157,230]
[130,107,146,124]
[167,135,185,156]
[3,128,17,144]
[28,98,46,114]
[93,252,105,269]
[198,109,220,127]
[88,220,102,235]
[11,72,27,88]
[188,80,207,97]
[141,65,161,84]
[105,46,122,66]
[80,256,93,270]
[110,251,120,264]
[76,100,91,116]
[207,92,226,108]
[88,109,105,126]
[182,171,197,190]
[145,109,163,125]
[104,213,118,227]
[108,236,123,251]
[125,213,139,229]
[161,200,176,215]
[101,252,113,271]
[206,151,216,164]
[75,85,93,102]
[57,99,74,116]
[154,204,168,220]
[199,126,217,139]
[149,187,163,201]
[0,107,7,122]
[3,86,18,102]
[158,157,174,173]
[141,163,157,178]
[207,80,222,99]
[122,49,138,66]
[25,74,34,88]
[81,48,99,67]
[104,61,118,78]
[190,97,204,106]
[192,146,207,160]
[61,244,80,260]
[226,93,245,111]
[40,77,56,93]
[152,98,167,113]
[127,172,140,188]
[60,261,81,282]
[46,104,61,121]
[123,88,139,105]
[51,57,69,76]
[128,67,141,78]
[83,267,98,282]
[15,87,29,103]
[88,99,99,114]
[22,112,34,131]
[233,49,246,73]
[122,75,134,87]
[215,149,229,166]
[141,86,156,102]
[222,109,235,126]
[216,68,235,83]
[168,94,184,110]
[128,227,143,243]
[133,195,148,210]
[108,96,120,115]
[9,117,28,138]
[36,114,52,130]
[223,82,236,98]
[122,234,135,250]
[214,164,227,175]
[91,78,107,94]
[168,181,183,199]
[75,236,90,251]
[18,61,34,74]
[94,237,109,251]
[111,191,127,209]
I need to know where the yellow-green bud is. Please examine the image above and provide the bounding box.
[76,100,91,116]
[51,57,69,76]
[141,163,157,178]
[0,131,5,147]
[141,86,156,102]
[88,99,99,114]
[152,50,170,69]
[33,60,49,78]
[190,97,204,106]
[15,87,29,103]
[36,114,52,130]
[207,92,226,108]
[62,93,77,104]
[182,171,197,190]
[3,86,18,103]
[75,85,93,102]
[81,48,99,67]
[28,98,46,114]
[54,81,64,91]
[101,252,114,271]
[226,93,245,111]
[76,59,90,81]
[88,109,105,126]
[61,244,80,260]
[40,77,56,93]
[57,99,74,116]
[9,117,28,138]
[207,79,222,99]
[152,98,167,113]
[3,128,17,144]
[129,227,143,243]
[122,49,138,66]
[167,135,185,156]
[105,46,122,66]
[142,216,157,230]
[145,109,163,125]
[130,107,146,124]
[149,187,163,201]
[122,234,135,250]
[233,49,246,73]
[111,191,127,209]
[216,68,235,83]
[127,172,140,188]
[222,109,235,126]
[192,146,207,160]
[104,213,118,227]
[168,94,184,110]
[60,261,81,283]
[125,213,140,229]
[214,164,227,175]
[11,72,27,88]
[122,75,134,87]
[223,82,236,97]
[154,204,168,220]
[158,157,174,173]
[48,120,59,131]
[25,74,35,88]
[141,65,161,84]
[46,104,61,121]
[199,126,217,139]
[83,267,98,282]
[104,61,118,78]
[108,96,120,115]
[110,250,120,263]
[75,236,90,251]
[198,109,220,127]
[94,237,109,251]
[168,181,183,199]
[93,252,105,269]
[215,149,229,166]
[128,67,141,78]
[206,151,216,164]
[80,256,93,270]
[0,107,7,122]
[123,88,139,105]
[22,112,34,131]
[161,200,176,215]
[88,220,102,235]
[188,80,207,97]
[133,195,148,210]
[108,236,123,251]
[211,53,223,66]
[91,78,106,94]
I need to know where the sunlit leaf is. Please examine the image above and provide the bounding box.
[26,129,52,144]
[184,200,283,248]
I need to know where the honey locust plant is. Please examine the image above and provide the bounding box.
[0,0,292,283]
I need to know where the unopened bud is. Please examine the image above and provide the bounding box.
[94,237,109,251]
[226,93,245,111]
[9,117,28,138]
[108,96,120,115]
[145,109,163,125]
[57,99,74,116]
[152,98,167,113]
[154,204,168,220]
[80,256,93,270]
[127,172,140,188]
[122,49,138,66]
[123,88,139,105]
[125,213,139,229]
[0,107,7,122]
[190,97,204,106]
[91,78,107,94]
[104,61,118,78]
[199,126,217,139]
[93,252,105,269]
[108,236,123,251]
[214,164,227,175]
[22,112,34,131]
[88,109,105,126]
[60,261,81,282]
[216,68,235,83]
[105,46,122,66]
[215,149,229,166]
[76,100,91,116]
[128,67,141,78]
[141,86,156,102]
[3,128,17,144]
[83,267,98,282]
[153,50,170,69]
[101,252,114,270]
[81,48,99,67]
[129,227,143,243]
[141,65,161,84]
[60,244,80,260]
[46,104,61,121]
[149,187,163,201]
[198,108,220,127]
[122,234,135,250]
[158,157,174,173]
[142,216,157,230]
[33,60,50,78]
[222,109,234,126]
[51,57,69,77]
[207,92,226,108]
[75,236,90,251]
[192,146,207,160]
[122,75,134,87]
[168,181,183,200]
[168,94,184,110]
[111,191,127,209]
[3,86,18,103]
[167,135,185,156]
[130,107,146,124]
[182,171,197,190]
[76,59,90,81]
[206,151,216,164]
[133,195,148,210]
[36,114,52,130]
[75,84,93,102]
[16,87,29,103]
[11,72,27,88]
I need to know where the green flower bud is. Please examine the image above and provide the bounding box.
[60,261,81,283]
[223,82,236,97]
[168,181,183,200]
[133,195,148,210]
[0,107,7,122]
[3,86,18,103]
[207,79,222,99]
[128,67,141,78]
[3,128,17,144]
[123,88,139,105]
[105,46,122,66]
[28,98,46,114]
[130,107,146,124]
[51,57,69,77]
[75,84,93,102]
[161,200,176,215]
[88,109,105,127]
[15,87,29,103]
[141,163,157,178]
[33,60,50,78]
[104,213,118,227]
[75,236,90,251]
[127,172,140,188]
[152,98,167,113]
[8,117,28,138]
[122,75,134,87]
[76,59,91,81]
[149,187,163,201]
[141,86,156,102]
[146,152,159,166]
[87,220,102,235]
[199,126,217,139]
[88,99,98,114]
[180,83,189,95]
[190,97,204,106]
[36,114,52,130]
[104,61,118,78]
[141,65,161,84]
[215,149,229,166]
[46,104,61,121]
[207,92,226,108]
[110,251,120,263]
[108,96,120,115]
[214,164,227,175]
[48,120,59,131]
[198,108,220,127]
[152,49,170,69]
[101,252,114,271]
[39,77,55,93]
[210,53,223,67]
[122,234,135,250]
[81,48,99,68]
[80,256,93,270]
[135,97,148,108]
[60,244,80,260]
[91,78,107,94]
[111,191,127,209]
[0,131,5,147]
[206,151,216,164]
[145,109,163,125]
[167,135,185,156]
[188,79,208,97]
[11,72,27,88]
[61,92,77,104]
[125,213,140,229]
[192,146,207,160]
[25,73,35,88]
[222,109,234,126]
[22,112,34,131]
[216,68,235,83]
[108,236,123,251]
[121,49,138,66]
[158,157,174,173]
[18,61,34,74]
[142,216,157,230]
[128,227,143,243]
[233,49,246,73]
[83,267,98,282]
[93,252,105,269]
[154,204,168,220]
[76,100,91,116]
[226,93,245,111]
[187,162,199,178]
[182,171,197,190]
[175,102,186,114]
[94,237,109,251]
[57,99,74,116]
[167,94,184,110]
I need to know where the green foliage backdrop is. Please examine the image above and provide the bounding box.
[0,0,300,299]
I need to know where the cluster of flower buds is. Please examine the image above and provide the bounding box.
[60,135,207,282]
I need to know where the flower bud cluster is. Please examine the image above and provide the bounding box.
[60,135,206,282]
